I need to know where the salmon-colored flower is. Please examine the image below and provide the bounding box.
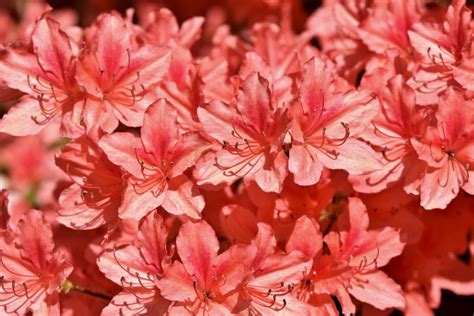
[196,72,291,193]
[238,223,315,315]
[411,88,474,209]
[0,210,72,315]
[76,13,171,133]
[349,75,431,195]
[98,211,171,315]
[100,99,206,220]
[157,220,256,314]
[289,57,381,186]
[287,198,406,314]
[239,22,316,106]
[408,0,472,104]
[0,16,82,137]
[306,0,373,83]
[358,0,422,56]
[55,136,125,229]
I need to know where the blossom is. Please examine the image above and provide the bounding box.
[0,16,82,136]
[97,211,171,315]
[349,75,430,195]
[411,88,474,209]
[306,0,373,83]
[156,219,256,314]
[100,99,206,220]
[238,223,316,315]
[358,0,422,56]
[196,72,291,193]
[55,135,125,229]
[289,57,381,186]
[75,12,171,133]
[0,209,73,315]
[143,8,205,49]
[408,0,472,104]
[287,198,406,314]
[239,22,315,106]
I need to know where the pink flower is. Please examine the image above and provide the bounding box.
[287,198,406,314]
[156,49,214,134]
[349,75,431,195]
[306,1,373,83]
[55,135,125,229]
[0,133,64,206]
[238,223,315,315]
[97,211,171,315]
[289,57,381,186]
[143,8,205,49]
[100,99,206,220]
[358,0,422,56]
[76,12,171,133]
[0,210,72,315]
[239,22,316,106]
[196,72,291,193]
[411,88,474,209]
[157,220,256,314]
[0,16,82,137]
[408,0,472,104]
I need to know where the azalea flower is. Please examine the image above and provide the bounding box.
[98,211,171,315]
[411,88,474,209]
[408,0,472,104]
[238,223,315,315]
[100,99,206,220]
[157,219,256,314]
[143,8,204,49]
[0,210,73,315]
[55,135,125,229]
[287,198,406,314]
[0,16,83,137]
[76,12,171,133]
[306,0,373,83]
[239,22,316,106]
[289,57,381,186]
[358,0,423,56]
[196,72,291,193]
[349,75,431,195]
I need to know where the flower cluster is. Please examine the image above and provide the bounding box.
[0,0,473,315]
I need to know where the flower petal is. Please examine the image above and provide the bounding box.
[236,72,273,135]
[15,210,54,270]
[99,132,143,178]
[31,17,74,87]
[317,139,382,174]
[161,175,204,219]
[349,270,405,310]
[175,220,219,286]
[289,144,323,186]
[157,261,197,302]
[137,211,168,273]
[0,97,49,136]
[118,184,164,220]
[97,245,157,286]
[286,216,323,258]
[141,99,179,163]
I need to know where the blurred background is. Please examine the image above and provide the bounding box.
[0,0,319,31]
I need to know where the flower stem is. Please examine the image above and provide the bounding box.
[60,280,112,301]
